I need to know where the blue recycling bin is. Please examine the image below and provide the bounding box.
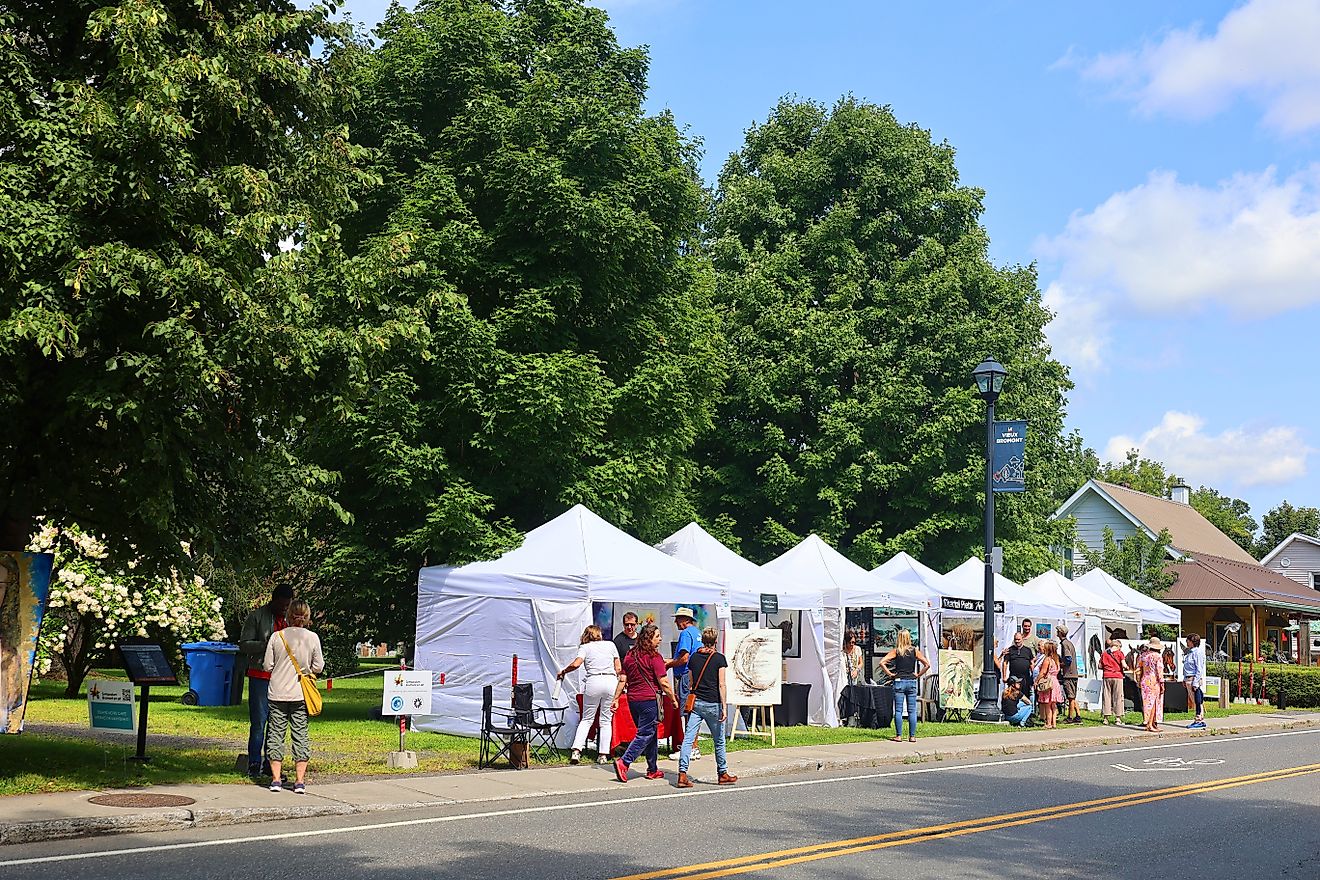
[180,642,240,706]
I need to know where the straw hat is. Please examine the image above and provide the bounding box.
[674,607,696,621]
[1147,636,1163,650]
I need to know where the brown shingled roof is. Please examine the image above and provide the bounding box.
[1094,481,1257,564]
[1167,552,1320,611]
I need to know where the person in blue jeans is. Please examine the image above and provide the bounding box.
[675,628,738,788]
[238,585,293,778]
[879,628,930,742]
[1001,678,1035,727]
[666,607,702,761]
[614,624,675,783]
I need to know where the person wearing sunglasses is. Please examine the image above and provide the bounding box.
[613,612,639,659]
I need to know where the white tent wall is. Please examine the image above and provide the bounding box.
[414,594,590,745]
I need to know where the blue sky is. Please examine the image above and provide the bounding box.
[343,0,1320,535]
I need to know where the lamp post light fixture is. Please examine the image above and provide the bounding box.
[970,357,1007,722]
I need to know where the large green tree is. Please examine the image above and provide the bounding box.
[1189,486,1256,555]
[0,1,412,564]
[299,0,724,638]
[1096,449,1177,497]
[696,96,1075,578]
[1256,501,1320,558]
[1078,525,1175,598]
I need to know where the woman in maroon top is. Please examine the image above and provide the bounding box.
[614,624,675,783]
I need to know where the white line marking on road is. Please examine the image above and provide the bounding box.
[1112,756,1226,771]
[3,727,1317,867]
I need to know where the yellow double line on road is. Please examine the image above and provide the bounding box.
[613,762,1320,880]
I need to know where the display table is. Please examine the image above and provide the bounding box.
[577,693,679,755]
[1123,677,1189,715]
[838,684,894,729]
[777,683,812,727]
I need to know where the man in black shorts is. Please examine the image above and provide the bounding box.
[1058,624,1082,724]
[998,630,1035,696]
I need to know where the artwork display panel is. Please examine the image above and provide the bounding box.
[938,649,976,710]
[726,628,782,706]
[763,609,801,658]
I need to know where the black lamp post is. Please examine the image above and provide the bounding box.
[970,357,1007,722]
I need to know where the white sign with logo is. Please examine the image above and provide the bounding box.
[87,680,136,732]
[382,670,433,716]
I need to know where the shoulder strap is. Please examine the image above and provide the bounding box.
[691,649,715,691]
[278,631,307,679]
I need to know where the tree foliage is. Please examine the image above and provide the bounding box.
[0,0,414,567]
[1078,525,1175,598]
[1189,486,1257,555]
[1096,450,1178,497]
[298,0,724,639]
[1256,501,1320,559]
[696,96,1075,578]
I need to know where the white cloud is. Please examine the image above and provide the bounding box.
[1104,411,1311,488]
[1041,281,1108,373]
[1034,165,1320,372]
[1070,0,1320,134]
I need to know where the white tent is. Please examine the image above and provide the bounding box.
[414,505,731,741]
[761,535,924,726]
[655,523,818,610]
[1075,568,1181,626]
[944,557,1066,620]
[1023,569,1140,621]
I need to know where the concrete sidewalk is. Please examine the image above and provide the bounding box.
[4,710,1317,846]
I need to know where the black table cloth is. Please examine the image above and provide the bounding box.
[838,683,894,729]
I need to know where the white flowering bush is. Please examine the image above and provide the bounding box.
[28,521,227,697]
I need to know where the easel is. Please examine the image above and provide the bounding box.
[728,704,776,746]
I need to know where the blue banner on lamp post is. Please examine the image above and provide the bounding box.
[991,420,1027,492]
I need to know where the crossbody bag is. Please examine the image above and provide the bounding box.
[278,631,323,717]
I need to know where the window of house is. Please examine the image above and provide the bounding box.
[1311,572,1320,591]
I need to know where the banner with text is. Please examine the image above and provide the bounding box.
[991,420,1027,493]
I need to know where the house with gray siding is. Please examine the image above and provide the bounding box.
[1259,533,1320,591]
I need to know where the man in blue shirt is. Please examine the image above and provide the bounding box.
[1183,633,1207,729]
[667,607,702,760]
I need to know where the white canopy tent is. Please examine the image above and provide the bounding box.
[864,552,958,676]
[761,536,924,726]
[1023,569,1140,622]
[1075,568,1181,626]
[656,523,819,610]
[414,505,731,741]
[943,557,1066,621]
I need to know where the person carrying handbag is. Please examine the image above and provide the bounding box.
[676,628,737,788]
[261,600,324,794]
[614,623,674,783]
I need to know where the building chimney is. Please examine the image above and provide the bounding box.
[1170,481,1190,505]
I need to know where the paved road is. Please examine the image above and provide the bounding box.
[4,728,1320,879]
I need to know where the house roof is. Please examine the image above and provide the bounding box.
[1089,480,1258,564]
[1258,532,1320,567]
[1166,552,1320,613]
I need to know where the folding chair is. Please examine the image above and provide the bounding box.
[512,682,567,763]
[479,684,527,769]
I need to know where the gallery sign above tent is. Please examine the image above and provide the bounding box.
[941,597,1005,613]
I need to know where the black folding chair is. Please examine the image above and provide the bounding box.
[512,682,566,763]
[479,685,527,770]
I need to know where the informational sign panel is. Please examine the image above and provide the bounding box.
[1204,676,1222,699]
[1,550,54,734]
[991,420,1027,492]
[382,670,433,716]
[88,680,136,732]
[760,593,778,615]
[119,644,178,685]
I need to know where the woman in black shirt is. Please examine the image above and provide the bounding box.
[675,628,737,789]
[879,629,930,742]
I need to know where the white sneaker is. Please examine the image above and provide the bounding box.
[691,748,701,760]
[668,751,681,760]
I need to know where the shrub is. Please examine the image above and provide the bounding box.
[1214,662,1320,707]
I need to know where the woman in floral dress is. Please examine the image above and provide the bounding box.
[1137,637,1165,732]
[1035,640,1063,729]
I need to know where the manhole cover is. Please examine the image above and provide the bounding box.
[88,793,196,808]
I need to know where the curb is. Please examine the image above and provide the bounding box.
[4,716,1315,846]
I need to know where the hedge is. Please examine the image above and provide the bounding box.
[1213,663,1320,708]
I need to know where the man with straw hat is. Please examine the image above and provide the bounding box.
[667,607,702,761]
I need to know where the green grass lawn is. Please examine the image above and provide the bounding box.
[2,670,1298,797]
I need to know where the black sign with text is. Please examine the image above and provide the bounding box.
[760,593,779,615]
[119,644,178,685]
[940,597,1005,614]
